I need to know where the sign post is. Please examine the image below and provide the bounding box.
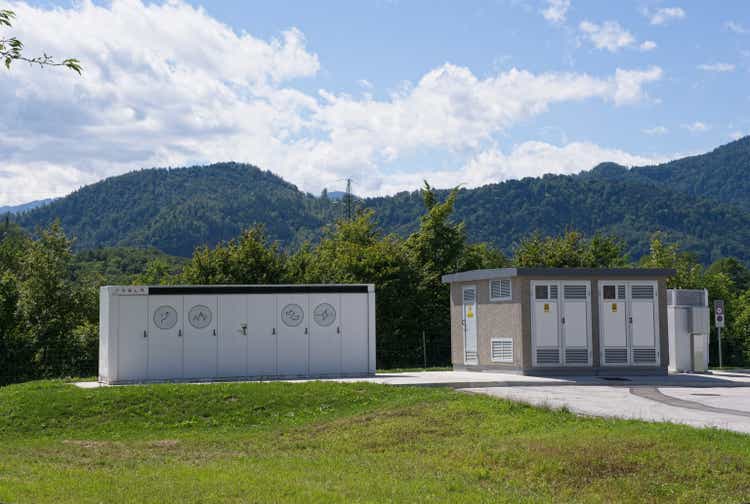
[714,300,725,368]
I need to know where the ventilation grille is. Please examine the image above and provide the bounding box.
[668,289,707,307]
[604,348,628,364]
[565,348,589,365]
[463,288,476,304]
[490,279,511,300]
[491,338,513,362]
[536,348,560,365]
[564,285,587,300]
[550,285,558,299]
[465,351,478,363]
[618,285,626,299]
[631,285,655,299]
[633,348,657,363]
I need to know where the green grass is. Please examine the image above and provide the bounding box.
[1,380,750,503]
[377,366,453,373]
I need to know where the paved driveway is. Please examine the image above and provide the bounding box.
[458,371,750,434]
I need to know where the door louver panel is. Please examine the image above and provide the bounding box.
[536,348,560,365]
[565,348,588,365]
[549,285,558,299]
[633,348,657,363]
[631,285,654,299]
[464,351,478,362]
[564,285,587,299]
[491,338,513,362]
[617,285,626,299]
[463,288,476,303]
[604,348,628,364]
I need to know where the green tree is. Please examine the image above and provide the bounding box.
[180,225,286,284]
[513,231,627,268]
[1,9,81,73]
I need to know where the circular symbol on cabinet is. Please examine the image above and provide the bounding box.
[188,305,212,329]
[313,303,336,327]
[153,305,178,330]
[281,303,304,327]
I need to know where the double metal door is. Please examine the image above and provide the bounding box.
[599,282,659,366]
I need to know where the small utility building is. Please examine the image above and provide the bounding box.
[441,268,675,375]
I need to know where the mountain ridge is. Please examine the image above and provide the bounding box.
[14,137,750,263]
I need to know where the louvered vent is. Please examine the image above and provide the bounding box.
[631,285,654,299]
[465,351,478,362]
[564,285,587,299]
[491,338,513,362]
[490,279,511,300]
[617,285,626,299]
[536,348,560,365]
[633,348,657,363]
[604,348,628,364]
[550,285,558,299]
[565,348,589,365]
[463,288,476,304]
[667,289,706,307]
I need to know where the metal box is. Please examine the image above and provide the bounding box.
[99,284,376,384]
[667,289,709,373]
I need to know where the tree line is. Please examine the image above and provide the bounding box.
[2,183,750,384]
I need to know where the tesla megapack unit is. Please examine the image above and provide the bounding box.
[99,284,376,384]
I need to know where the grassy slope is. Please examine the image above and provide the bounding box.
[1,381,750,503]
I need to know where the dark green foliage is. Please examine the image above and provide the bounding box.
[513,231,627,268]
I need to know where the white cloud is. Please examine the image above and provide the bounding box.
[730,131,746,140]
[541,0,570,24]
[697,62,736,72]
[725,21,749,34]
[682,122,710,132]
[642,126,668,135]
[579,20,635,52]
[648,7,686,26]
[357,79,373,89]
[639,40,657,51]
[0,1,666,204]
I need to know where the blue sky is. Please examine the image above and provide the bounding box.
[1,0,748,204]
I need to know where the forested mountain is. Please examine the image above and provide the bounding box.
[14,137,750,263]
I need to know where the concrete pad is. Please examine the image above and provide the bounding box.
[659,387,750,414]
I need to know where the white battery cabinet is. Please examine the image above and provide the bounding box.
[98,285,376,384]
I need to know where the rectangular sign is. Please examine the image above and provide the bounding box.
[714,299,725,328]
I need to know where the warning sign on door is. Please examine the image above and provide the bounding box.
[544,303,550,313]
[611,303,617,312]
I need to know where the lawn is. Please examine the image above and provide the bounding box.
[1,380,749,503]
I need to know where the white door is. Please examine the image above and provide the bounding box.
[148,295,183,380]
[561,283,591,366]
[117,295,148,381]
[600,283,628,365]
[309,293,342,376]
[183,295,218,379]
[341,293,369,375]
[462,286,478,364]
[277,294,309,376]
[630,283,659,365]
[217,295,247,378]
[247,295,277,376]
[532,282,560,366]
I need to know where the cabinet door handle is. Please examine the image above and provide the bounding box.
[213,329,217,336]
[143,330,148,338]
[240,324,247,336]
[337,326,340,334]
[272,328,276,335]
[178,329,182,337]
[561,317,566,324]
[628,317,633,324]
[304,327,308,335]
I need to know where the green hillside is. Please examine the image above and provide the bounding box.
[2,380,750,503]
[14,137,750,263]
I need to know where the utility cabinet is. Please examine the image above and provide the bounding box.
[667,289,709,373]
[99,285,376,384]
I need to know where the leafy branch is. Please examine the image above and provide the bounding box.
[0,9,82,74]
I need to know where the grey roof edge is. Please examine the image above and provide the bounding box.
[441,267,676,283]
